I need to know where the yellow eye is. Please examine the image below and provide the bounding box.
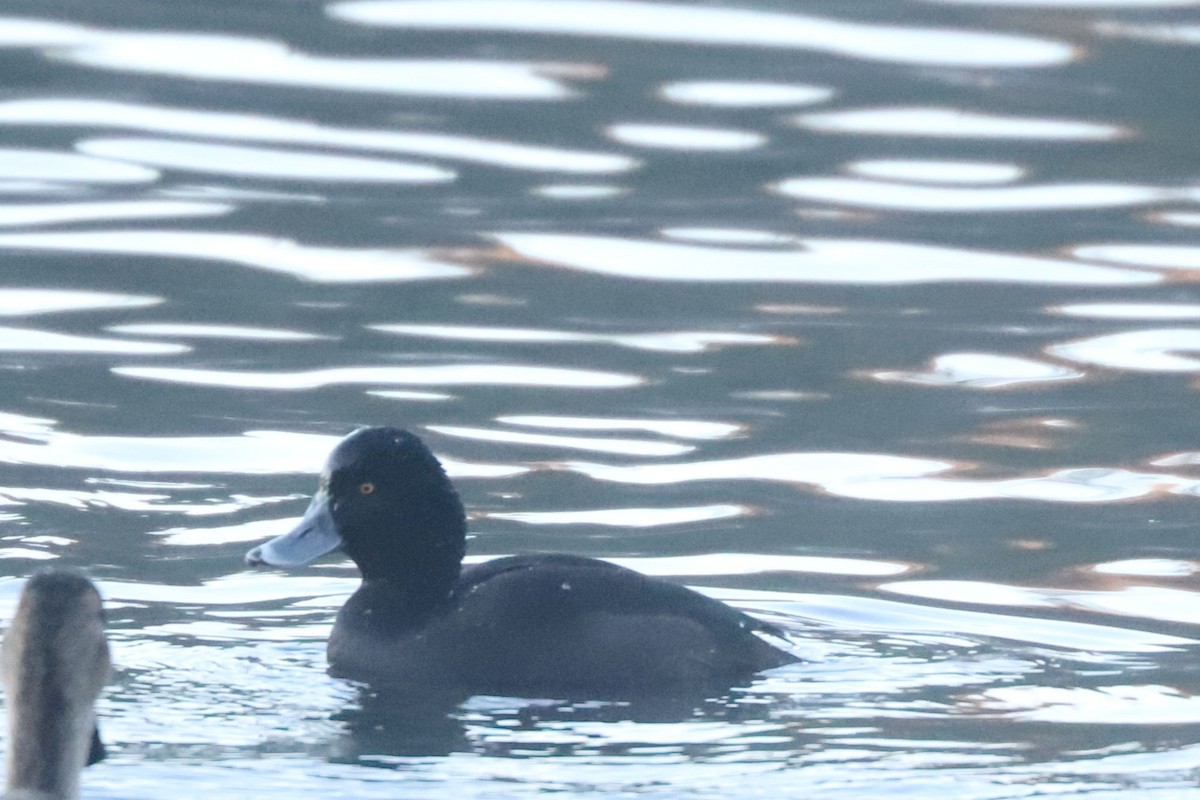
[359,482,375,496]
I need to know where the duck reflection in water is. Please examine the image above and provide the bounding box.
[328,680,791,764]
[2,570,110,800]
[247,427,797,754]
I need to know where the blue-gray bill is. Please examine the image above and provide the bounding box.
[245,489,340,567]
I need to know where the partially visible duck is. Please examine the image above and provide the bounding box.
[247,426,796,697]
[2,570,109,800]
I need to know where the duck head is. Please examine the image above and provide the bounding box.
[2,569,110,800]
[246,427,467,586]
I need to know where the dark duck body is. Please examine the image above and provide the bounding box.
[246,427,796,696]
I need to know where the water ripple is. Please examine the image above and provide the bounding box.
[371,323,786,352]
[1156,210,1200,227]
[155,518,300,547]
[0,17,92,47]
[0,200,230,227]
[0,412,55,437]
[1049,329,1200,371]
[1093,558,1198,577]
[662,228,797,246]
[0,486,276,516]
[0,231,470,283]
[0,147,158,184]
[564,451,955,487]
[107,324,326,341]
[884,580,1200,627]
[659,81,834,108]
[0,289,160,316]
[427,425,695,456]
[932,0,1199,7]
[1054,303,1200,320]
[112,364,643,389]
[1074,243,1200,270]
[486,503,747,528]
[331,0,1076,67]
[0,326,185,354]
[496,415,741,439]
[847,160,1024,184]
[795,107,1125,140]
[1100,20,1200,46]
[564,453,1200,503]
[776,177,1177,212]
[0,429,335,473]
[497,234,1159,285]
[0,425,527,478]
[532,184,626,199]
[606,123,766,151]
[834,467,1197,503]
[0,99,634,175]
[871,353,1084,389]
[720,589,1195,652]
[36,26,583,99]
[976,685,1200,725]
[77,138,455,184]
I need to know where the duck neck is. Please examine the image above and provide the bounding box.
[343,490,467,615]
[351,535,465,623]
[347,573,454,635]
[6,675,92,799]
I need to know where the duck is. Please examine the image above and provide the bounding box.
[246,426,796,697]
[2,569,109,800]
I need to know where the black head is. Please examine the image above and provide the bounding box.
[325,428,467,571]
[247,428,468,591]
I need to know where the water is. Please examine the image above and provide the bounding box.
[1,0,1199,796]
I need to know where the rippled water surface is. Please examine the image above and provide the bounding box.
[1,0,1200,796]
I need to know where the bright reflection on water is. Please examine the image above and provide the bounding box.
[372,323,786,352]
[77,138,458,184]
[1,0,1200,797]
[0,231,471,282]
[331,0,1077,66]
[847,160,1025,184]
[776,177,1179,212]
[0,148,159,183]
[495,416,742,439]
[429,424,698,456]
[0,19,584,99]
[1054,303,1200,320]
[0,100,637,173]
[113,364,643,389]
[659,81,834,108]
[0,327,186,354]
[485,503,749,527]
[928,0,1199,6]
[871,353,1084,388]
[0,289,160,315]
[794,107,1127,139]
[497,233,1160,284]
[0,200,232,227]
[1050,330,1200,371]
[606,123,767,151]
[107,323,327,341]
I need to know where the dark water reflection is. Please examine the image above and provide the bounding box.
[1,0,1200,796]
